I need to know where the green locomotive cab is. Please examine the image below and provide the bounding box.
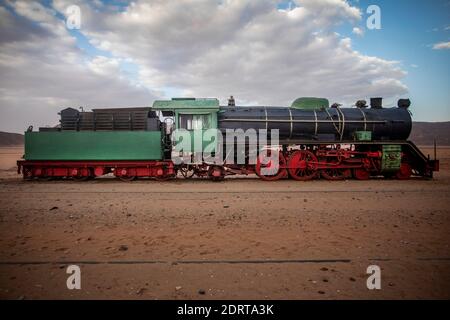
[152,98,220,165]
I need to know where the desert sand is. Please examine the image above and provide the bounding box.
[0,146,449,299]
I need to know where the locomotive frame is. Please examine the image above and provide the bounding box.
[16,97,439,182]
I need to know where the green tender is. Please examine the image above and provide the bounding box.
[381,145,402,172]
[24,131,163,160]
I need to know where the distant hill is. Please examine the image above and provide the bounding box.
[0,121,449,147]
[0,131,24,146]
[410,122,450,146]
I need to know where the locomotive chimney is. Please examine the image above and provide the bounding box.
[370,97,383,109]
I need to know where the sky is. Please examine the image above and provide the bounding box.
[0,0,449,133]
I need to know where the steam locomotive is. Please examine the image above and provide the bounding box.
[17,96,439,181]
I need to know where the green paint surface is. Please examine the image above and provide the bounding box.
[354,131,372,141]
[382,145,402,172]
[153,98,219,110]
[25,131,163,160]
[291,97,329,110]
[152,98,220,154]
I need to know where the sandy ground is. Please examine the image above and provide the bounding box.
[0,146,449,300]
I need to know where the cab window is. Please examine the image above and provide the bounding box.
[179,114,210,130]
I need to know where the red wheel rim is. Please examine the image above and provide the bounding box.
[353,168,370,180]
[116,168,136,182]
[396,163,412,180]
[321,163,350,181]
[288,150,318,181]
[23,167,33,180]
[255,151,287,181]
[208,166,225,181]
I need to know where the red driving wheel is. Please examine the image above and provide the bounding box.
[320,160,350,180]
[255,150,287,181]
[287,150,318,181]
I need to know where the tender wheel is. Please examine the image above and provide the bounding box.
[353,168,370,180]
[36,168,53,181]
[396,163,412,180]
[118,175,136,182]
[73,168,93,181]
[115,168,136,182]
[255,150,287,181]
[39,176,53,181]
[155,166,175,181]
[287,150,318,181]
[23,167,33,180]
[116,168,136,182]
[73,175,90,181]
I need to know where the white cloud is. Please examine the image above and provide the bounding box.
[87,56,121,76]
[352,27,364,36]
[432,41,450,50]
[0,2,158,132]
[70,0,406,106]
[12,1,56,24]
[297,0,361,24]
[0,0,409,132]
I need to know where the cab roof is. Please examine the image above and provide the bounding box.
[152,98,219,110]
